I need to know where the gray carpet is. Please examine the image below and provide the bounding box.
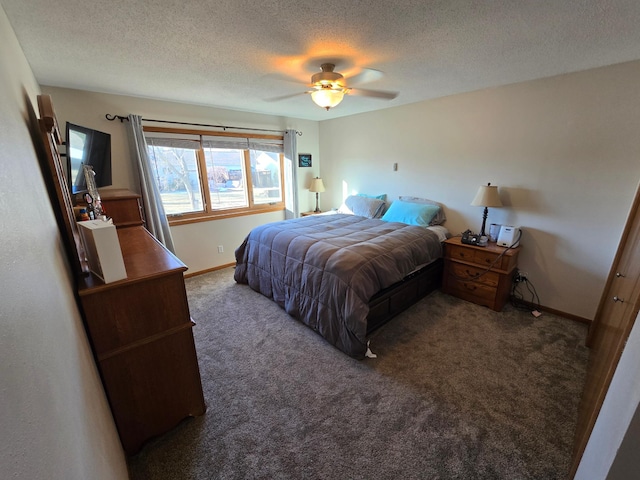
[127,267,589,480]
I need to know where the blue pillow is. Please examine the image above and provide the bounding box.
[357,193,387,201]
[381,200,440,227]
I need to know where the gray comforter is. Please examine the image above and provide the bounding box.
[234,214,442,358]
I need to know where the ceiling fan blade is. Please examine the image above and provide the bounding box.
[348,87,398,100]
[264,91,309,102]
[347,68,384,86]
[263,72,309,85]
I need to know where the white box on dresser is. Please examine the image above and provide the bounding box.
[78,219,127,283]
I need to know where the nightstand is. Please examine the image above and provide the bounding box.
[441,236,520,312]
[300,211,324,216]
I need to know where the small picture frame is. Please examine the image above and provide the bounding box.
[298,154,312,168]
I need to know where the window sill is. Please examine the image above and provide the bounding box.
[168,205,285,226]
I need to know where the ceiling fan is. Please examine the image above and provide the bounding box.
[269,63,398,111]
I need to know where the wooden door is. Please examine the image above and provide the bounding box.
[571,182,640,477]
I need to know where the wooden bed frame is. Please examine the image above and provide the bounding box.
[367,257,444,334]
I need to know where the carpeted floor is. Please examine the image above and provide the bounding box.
[127,267,589,479]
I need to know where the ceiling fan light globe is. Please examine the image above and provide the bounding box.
[311,89,344,110]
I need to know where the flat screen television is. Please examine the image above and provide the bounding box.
[66,122,112,195]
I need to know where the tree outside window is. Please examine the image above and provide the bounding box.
[145,129,285,222]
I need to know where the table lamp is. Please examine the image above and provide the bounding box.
[471,182,502,237]
[309,177,325,213]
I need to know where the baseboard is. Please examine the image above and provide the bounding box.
[184,262,236,278]
[510,296,592,325]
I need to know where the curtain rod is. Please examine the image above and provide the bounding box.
[105,114,302,136]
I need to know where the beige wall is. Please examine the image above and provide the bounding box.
[42,86,320,273]
[0,6,128,480]
[319,61,640,320]
[43,62,640,318]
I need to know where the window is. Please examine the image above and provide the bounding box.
[145,127,285,223]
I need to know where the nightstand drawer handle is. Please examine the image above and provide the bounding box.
[613,296,624,303]
[616,272,625,278]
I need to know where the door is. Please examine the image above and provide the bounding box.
[571,182,640,477]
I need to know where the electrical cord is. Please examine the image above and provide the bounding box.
[511,272,541,312]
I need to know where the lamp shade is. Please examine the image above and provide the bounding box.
[311,89,344,110]
[309,177,325,193]
[471,184,502,207]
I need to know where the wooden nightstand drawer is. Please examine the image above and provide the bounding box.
[445,281,497,309]
[445,276,497,303]
[447,244,475,262]
[473,249,505,270]
[446,244,513,272]
[448,262,500,288]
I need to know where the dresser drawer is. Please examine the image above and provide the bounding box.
[446,283,497,309]
[448,262,500,288]
[446,244,512,271]
[80,272,191,356]
[99,190,145,228]
[447,244,476,262]
[445,274,497,300]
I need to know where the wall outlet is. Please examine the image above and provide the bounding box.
[217,245,224,253]
[514,271,528,283]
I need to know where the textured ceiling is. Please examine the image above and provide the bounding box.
[3,0,640,121]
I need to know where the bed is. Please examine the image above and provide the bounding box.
[234,195,448,358]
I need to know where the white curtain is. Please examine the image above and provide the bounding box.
[284,129,298,219]
[127,115,176,253]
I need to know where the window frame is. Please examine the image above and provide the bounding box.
[144,126,286,225]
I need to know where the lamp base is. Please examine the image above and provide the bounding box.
[479,207,489,237]
[314,192,320,213]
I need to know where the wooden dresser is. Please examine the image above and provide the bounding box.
[35,97,205,455]
[77,197,206,455]
[99,189,145,228]
[442,237,520,312]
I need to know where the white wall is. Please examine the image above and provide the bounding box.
[42,86,320,274]
[0,6,128,480]
[319,61,640,320]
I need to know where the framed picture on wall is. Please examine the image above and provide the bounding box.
[298,154,312,168]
